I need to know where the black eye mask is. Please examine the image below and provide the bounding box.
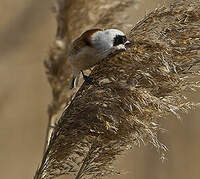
[113,35,127,46]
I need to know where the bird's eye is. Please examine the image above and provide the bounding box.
[113,35,127,46]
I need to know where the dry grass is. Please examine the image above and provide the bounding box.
[35,0,200,178]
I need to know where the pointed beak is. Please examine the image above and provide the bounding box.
[124,40,132,47]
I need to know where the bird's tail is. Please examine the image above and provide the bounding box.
[70,72,80,89]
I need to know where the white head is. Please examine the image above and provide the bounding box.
[90,29,130,58]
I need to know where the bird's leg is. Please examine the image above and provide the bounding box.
[81,71,93,84]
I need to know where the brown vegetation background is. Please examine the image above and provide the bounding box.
[0,0,200,179]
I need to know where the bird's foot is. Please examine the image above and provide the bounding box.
[81,71,93,85]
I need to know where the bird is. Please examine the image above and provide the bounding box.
[67,28,131,89]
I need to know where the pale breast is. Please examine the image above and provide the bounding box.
[69,46,102,71]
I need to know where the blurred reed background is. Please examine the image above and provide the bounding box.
[0,0,199,179]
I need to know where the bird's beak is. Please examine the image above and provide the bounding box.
[124,40,132,47]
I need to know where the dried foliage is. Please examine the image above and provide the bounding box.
[35,0,200,178]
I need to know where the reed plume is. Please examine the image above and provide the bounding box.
[35,0,200,178]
